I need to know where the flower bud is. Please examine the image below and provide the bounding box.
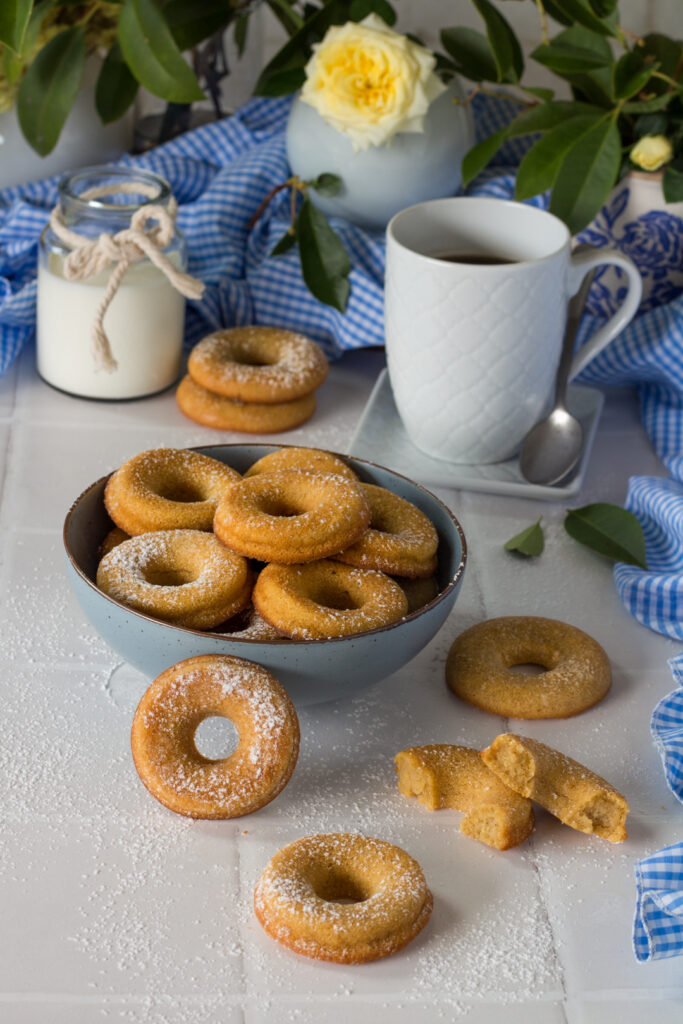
[630,135,674,172]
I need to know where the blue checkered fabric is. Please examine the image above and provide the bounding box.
[1,94,682,646]
[652,655,683,804]
[634,840,683,962]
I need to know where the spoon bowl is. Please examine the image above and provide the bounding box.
[519,257,596,487]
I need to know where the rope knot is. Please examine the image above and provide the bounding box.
[48,183,204,373]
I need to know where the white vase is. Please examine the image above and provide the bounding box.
[286,80,474,231]
[580,169,683,316]
[0,58,134,191]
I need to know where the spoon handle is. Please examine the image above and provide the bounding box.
[554,260,597,408]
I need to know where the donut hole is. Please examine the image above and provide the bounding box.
[508,663,549,676]
[308,582,360,612]
[143,565,197,587]
[155,480,208,503]
[314,867,372,904]
[233,352,273,367]
[258,495,306,518]
[193,715,239,760]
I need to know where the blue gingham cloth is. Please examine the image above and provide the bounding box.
[634,839,683,962]
[652,654,683,804]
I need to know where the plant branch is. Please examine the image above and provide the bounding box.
[534,0,549,47]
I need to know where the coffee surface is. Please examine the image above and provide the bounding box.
[430,252,517,265]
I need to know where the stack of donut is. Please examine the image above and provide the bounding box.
[176,326,329,433]
[95,444,441,641]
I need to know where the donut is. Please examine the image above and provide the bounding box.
[96,530,252,629]
[99,526,129,558]
[253,560,408,639]
[245,446,358,480]
[131,654,299,818]
[213,470,371,564]
[254,833,433,963]
[104,447,240,536]
[177,375,317,434]
[187,326,328,403]
[212,607,288,641]
[445,616,611,719]
[394,744,534,850]
[394,575,439,613]
[336,484,439,578]
[481,733,629,843]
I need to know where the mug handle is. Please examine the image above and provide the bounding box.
[567,244,642,380]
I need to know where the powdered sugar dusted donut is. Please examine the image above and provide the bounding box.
[104,447,240,536]
[131,654,299,819]
[213,470,371,564]
[254,833,432,963]
[252,560,408,639]
[336,484,439,578]
[187,326,329,403]
[446,616,611,719]
[245,446,358,480]
[96,530,252,629]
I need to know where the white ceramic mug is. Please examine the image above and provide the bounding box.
[384,197,642,465]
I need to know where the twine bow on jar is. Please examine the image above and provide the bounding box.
[48,182,205,372]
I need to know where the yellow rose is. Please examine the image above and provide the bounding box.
[630,135,674,172]
[300,14,446,151]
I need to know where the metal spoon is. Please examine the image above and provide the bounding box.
[518,264,597,486]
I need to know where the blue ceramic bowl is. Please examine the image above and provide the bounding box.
[63,444,466,706]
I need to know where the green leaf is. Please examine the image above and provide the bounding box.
[118,0,205,103]
[524,86,555,101]
[16,26,85,156]
[634,112,669,138]
[590,0,618,15]
[440,26,498,82]
[507,100,596,136]
[531,42,612,76]
[296,198,350,312]
[270,231,297,257]
[640,33,683,96]
[544,0,617,37]
[95,41,138,124]
[255,0,347,96]
[258,66,307,97]
[663,160,683,203]
[504,518,545,557]
[309,172,342,197]
[0,0,32,53]
[623,92,678,114]
[539,0,574,26]
[462,127,509,186]
[470,0,524,83]
[564,503,648,569]
[164,0,234,51]
[514,114,601,200]
[549,115,621,234]
[349,0,396,25]
[613,50,657,100]
[234,13,249,57]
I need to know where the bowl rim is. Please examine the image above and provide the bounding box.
[62,443,467,646]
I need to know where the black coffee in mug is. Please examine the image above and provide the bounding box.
[430,251,517,265]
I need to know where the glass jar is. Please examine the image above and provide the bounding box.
[37,165,188,400]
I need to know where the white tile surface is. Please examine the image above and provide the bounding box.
[2,349,683,1022]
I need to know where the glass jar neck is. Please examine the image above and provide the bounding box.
[58,165,173,234]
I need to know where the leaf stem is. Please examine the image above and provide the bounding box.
[534,0,549,47]
[247,179,293,229]
[267,0,305,32]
